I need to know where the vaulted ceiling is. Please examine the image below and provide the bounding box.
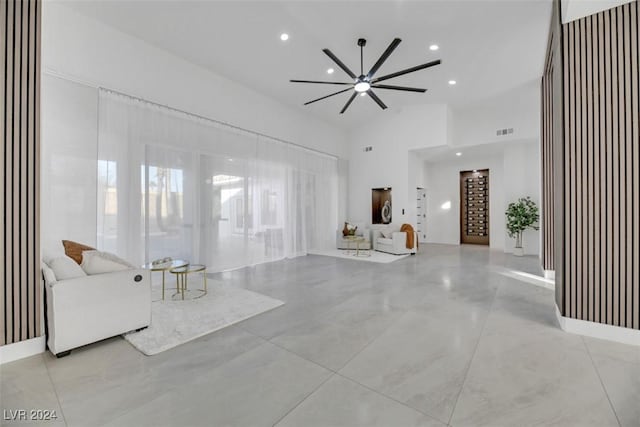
[62,0,552,128]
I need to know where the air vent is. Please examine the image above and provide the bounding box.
[496,128,514,136]
[363,146,373,152]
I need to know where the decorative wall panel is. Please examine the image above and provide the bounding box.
[562,1,639,329]
[541,23,557,272]
[1,0,42,346]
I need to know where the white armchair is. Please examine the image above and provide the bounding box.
[44,267,151,357]
[372,227,417,255]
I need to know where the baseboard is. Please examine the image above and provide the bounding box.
[0,336,46,364]
[543,270,555,280]
[499,269,555,290]
[555,305,640,346]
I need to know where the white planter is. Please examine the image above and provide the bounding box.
[513,247,524,257]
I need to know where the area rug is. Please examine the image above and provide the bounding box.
[308,249,410,264]
[124,282,284,355]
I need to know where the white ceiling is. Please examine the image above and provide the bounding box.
[60,0,552,129]
[414,139,537,163]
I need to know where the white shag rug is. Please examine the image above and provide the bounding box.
[308,249,410,264]
[124,283,284,355]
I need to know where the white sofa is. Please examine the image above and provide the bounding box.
[336,227,371,250]
[372,228,418,255]
[44,268,151,357]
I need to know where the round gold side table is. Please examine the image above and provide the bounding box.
[169,264,208,300]
[143,259,189,301]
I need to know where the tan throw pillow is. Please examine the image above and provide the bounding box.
[62,240,95,265]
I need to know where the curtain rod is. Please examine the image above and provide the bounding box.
[43,69,339,160]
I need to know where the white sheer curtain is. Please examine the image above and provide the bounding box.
[97,89,338,270]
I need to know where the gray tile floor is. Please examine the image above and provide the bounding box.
[2,244,639,426]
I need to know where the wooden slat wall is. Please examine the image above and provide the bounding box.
[541,22,556,272]
[562,1,639,329]
[1,0,42,346]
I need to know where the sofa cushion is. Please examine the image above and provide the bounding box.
[380,229,394,239]
[377,238,393,245]
[48,255,87,281]
[62,240,95,265]
[81,250,134,275]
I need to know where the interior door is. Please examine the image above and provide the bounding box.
[416,188,427,243]
[460,169,489,245]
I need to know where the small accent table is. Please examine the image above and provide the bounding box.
[169,264,208,300]
[143,259,189,301]
[343,235,371,257]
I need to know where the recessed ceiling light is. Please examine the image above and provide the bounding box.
[448,80,457,85]
[327,68,334,74]
[280,33,289,41]
[456,152,462,156]
[429,44,439,51]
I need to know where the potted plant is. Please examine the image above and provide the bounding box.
[505,197,539,256]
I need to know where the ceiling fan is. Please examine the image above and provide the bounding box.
[291,38,441,114]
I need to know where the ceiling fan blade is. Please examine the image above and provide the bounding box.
[371,84,427,93]
[290,79,353,86]
[367,90,387,110]
[366,38,401,79]
[339,92,358,114]
[304,88,354,106]
[323,49,357,79]
[372,59,441,84]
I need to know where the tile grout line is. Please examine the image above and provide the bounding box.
[264,307,451,425]
[333,371,450,426]
[266,327,449,426]
[41,353,70,427]
[581,336,623,427]
[270,371,336,427]
[446,282,501,427]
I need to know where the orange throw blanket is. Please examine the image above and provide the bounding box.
[400,223,417,249]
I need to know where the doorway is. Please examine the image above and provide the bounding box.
[460,169,489,245]
[416,188,427,243]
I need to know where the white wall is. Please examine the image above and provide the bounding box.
[422,141,541,255]
[41,75,98,256]
[452,81,540,148]
[347,104,448,227]
[503,142,541,255]
[42,3,347,158]
[561,0,635,23]
[424,153,505,250]
[41,2,348,252]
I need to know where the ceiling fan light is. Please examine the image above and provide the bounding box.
[354,81,371,93]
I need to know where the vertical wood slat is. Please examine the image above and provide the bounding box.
[5,0,15,345]
[561,1,640,330]
[632,1,639,330]
[34,0,41,339]
[0,0,7,347]
[563,20,571,317]
[586,15,594,322]
[541,22,555,274]
[1,0,41,347]
[20,0,29,342]
[623,2,633,329]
